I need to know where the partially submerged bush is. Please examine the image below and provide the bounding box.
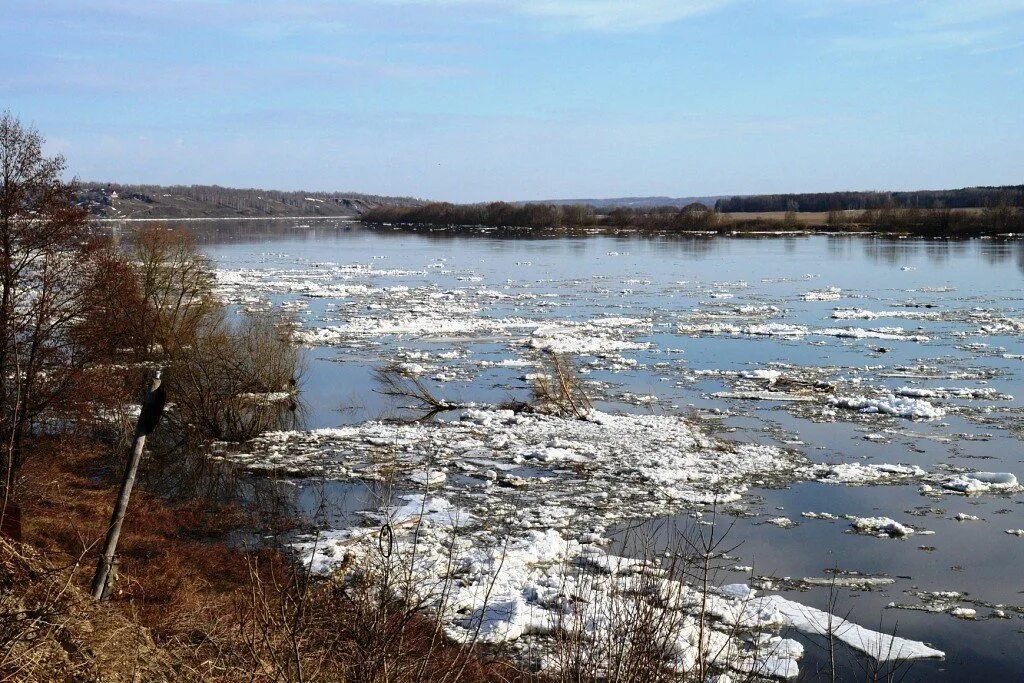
[373,362,465,421]
[166,311,301,443]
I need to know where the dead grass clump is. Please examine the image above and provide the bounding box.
[199,553,527,683]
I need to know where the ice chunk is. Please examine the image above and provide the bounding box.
[828,394,945,420]
[849,516,915,537]
[942,471,1017,494]
[759,595,944,661]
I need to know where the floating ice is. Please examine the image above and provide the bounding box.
[224,408,804,521]
[752,595,943,661]
[526,317,652,355]
[895,386,1011,400]
[802,288,842,301]
[409,469,447,487]
[942,471,1018,494]
[849,516,915,538]
[831,308,939,321]
[807,462,926,485]
[739,369,783,383]
[828,394,945,420]
[678,323,929,342]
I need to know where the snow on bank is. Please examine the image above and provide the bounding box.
[288,494,940,678]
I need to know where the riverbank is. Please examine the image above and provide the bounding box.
[6,436,525,682]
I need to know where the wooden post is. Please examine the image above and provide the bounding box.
[90,371,166,601]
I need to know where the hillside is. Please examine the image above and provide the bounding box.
[75,182,423,220]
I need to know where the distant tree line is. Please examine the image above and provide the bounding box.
[365,201,766,233]
[603,203,721,231]
[364,201,601,229]
[367,199,1024,237]
[715,185,1024,213]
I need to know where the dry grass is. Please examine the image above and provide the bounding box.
[0,536,178,682]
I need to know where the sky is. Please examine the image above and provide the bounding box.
[2,0,1023,202]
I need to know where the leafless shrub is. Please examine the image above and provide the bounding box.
[524,351,592,419]
[547,510,791,683]
[127,226,220,362]
[372,362,468,422]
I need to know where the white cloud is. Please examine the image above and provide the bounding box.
[365,0,736,29]
[518,0,737,30]
[820,0,1024,54]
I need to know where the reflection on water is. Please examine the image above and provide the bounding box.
[100,217,1024,275]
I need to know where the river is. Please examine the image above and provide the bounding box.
[177,219,1024,681]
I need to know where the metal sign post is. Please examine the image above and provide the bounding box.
[90,370,166,601]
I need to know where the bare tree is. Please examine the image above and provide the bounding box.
[0,111,115,499]
[129,226,218,361]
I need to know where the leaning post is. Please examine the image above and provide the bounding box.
[90,369,167,600]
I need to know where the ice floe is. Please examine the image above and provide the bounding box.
[802,287,842,301]
[827,394,946,420]
[677,323,929,342]
[221,408,803,513]
[849,516,916,538]
[758,596,942,661]
[941,471,1018,494]
[803,463,926,485]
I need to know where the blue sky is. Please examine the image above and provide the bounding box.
[3,0,1022,201]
